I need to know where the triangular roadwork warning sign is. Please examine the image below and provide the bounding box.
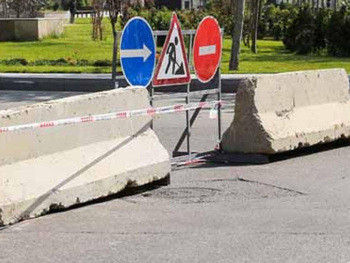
[152,13,191,87]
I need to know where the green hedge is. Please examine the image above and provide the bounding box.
[0,58,118,67]
[121,4,233,35]
[259,3,298,40]
[327,7,350,56]
[282,5,350,56]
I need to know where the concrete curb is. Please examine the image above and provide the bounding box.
[1,72,349,94]
[0,73,254,93]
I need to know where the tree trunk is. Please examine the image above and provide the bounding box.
[251,0,260,54]
[107,0,122,84]
[70,11,76,24]
[229,0,245,70]
[245,0,253,48]
[111,21,118,82]
[1,0,7,17]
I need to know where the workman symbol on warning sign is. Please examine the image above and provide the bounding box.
[165,37,185,75]
[153,13,191,86]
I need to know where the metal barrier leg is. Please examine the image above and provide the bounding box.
[217,69,222,149]
[173,94,209,157]
[186,84,191,157]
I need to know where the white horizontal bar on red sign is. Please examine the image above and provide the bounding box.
[0,101,221,134]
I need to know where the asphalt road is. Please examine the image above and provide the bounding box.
[1,90,350,263]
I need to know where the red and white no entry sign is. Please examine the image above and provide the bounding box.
[193,17,222,83]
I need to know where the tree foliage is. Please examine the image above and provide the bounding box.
[6,0,51,17]
[327,5,350,56]
[281,4,350,56]
[258,3,298,40]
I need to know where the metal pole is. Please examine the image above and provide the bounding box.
[173,94,209,155]
[150,84,154,130]
[217,30,224,150]
[188,31,193,68]
[186,85,191,157]
[150,34,158,130]
[217,68,222,149]
[186,33,193,158]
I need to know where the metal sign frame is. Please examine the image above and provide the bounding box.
[149,27,224,160]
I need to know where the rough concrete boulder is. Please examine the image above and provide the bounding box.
[222,69,350,154]
[0,88,170,226]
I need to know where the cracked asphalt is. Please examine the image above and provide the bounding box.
[0,90,350,263]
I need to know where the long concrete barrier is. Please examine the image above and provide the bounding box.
[221,69,350,154]
[0,87,170,226]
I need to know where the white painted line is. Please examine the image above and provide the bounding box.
[199,45,216,56]
[120,44,152,62]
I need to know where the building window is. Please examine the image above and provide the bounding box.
[185,0,190,9]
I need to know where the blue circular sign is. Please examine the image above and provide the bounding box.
[120,17,156,87]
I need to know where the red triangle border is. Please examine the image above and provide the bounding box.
[152,12,191,87]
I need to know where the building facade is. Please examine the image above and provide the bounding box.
[155,0,205,10]
[155,0,181,9]
[181,0,206,9]
[0,0,7,17]
[130,0,145,6]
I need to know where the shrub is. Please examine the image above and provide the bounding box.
[32,59,52,66]
[327,6,350,56]
[93,60,112,67]
[77,59,89,66]
[258,4,298,40]
[283,7,316,54]
[55,58,69,65]
[205,0,234,35]
[32,59,68,66]
[313,9,331,52]
[1,58,28,66]
[52,2,59,11]
[121,2,231,36]
[121,6,201,46]
[282,4,350,56]
[7,0,52,18]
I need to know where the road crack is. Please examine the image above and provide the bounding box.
[237,177,306,195]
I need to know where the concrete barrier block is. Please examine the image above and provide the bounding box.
[0,18,65,41]
[0,88,170,226]
[222,69,350,154]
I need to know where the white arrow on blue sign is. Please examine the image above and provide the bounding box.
[120,17,156,87]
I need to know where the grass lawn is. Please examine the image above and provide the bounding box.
[228,41,350,74]
[0,18,349,74]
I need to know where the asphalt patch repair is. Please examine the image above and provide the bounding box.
[138,178,303,204]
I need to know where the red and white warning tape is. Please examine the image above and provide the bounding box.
[0,100,221,134]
